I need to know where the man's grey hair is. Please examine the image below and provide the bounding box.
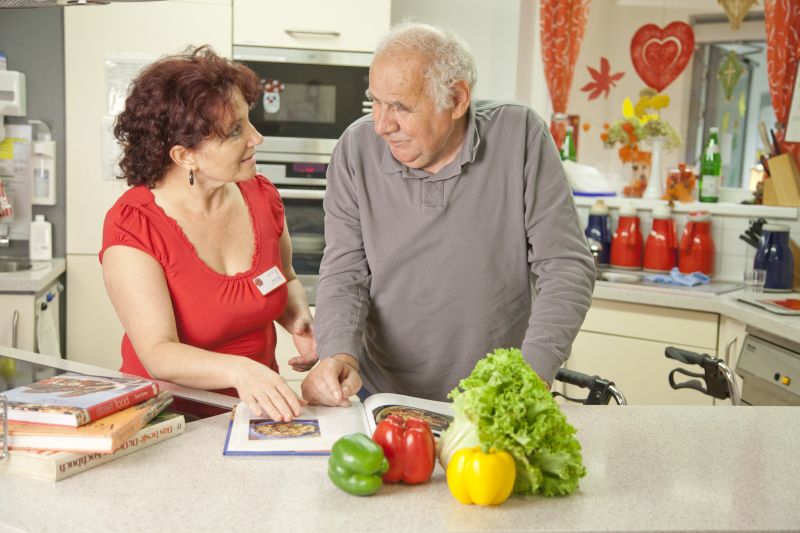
[374,22,477,112]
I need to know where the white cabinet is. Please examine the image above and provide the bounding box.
[233,0,390,52]
[565,299,719,405]
[65,256,123,370]
[0,294,37,352]
[0,285,61,355]
[64,1,233,369]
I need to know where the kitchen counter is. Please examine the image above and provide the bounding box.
[1,402,798,532]
[0,258,65,294]
[2,348,799,532]
[593,281,800,341]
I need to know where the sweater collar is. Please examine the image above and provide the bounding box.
[379,103,481,180]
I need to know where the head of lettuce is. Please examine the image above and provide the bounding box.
[437,348,586,497]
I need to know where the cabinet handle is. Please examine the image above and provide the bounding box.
[11,309,18,349]
[1,393,7,460]
[724,336,737,365]
[285,29,341,38]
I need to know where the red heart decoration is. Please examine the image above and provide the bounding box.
[630,22,695,92]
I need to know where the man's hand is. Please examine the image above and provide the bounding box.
[286,318,319,372]
[301,353,362,407]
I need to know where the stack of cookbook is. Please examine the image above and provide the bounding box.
[0,372,185,481]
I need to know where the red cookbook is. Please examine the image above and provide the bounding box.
[3,372,159,427]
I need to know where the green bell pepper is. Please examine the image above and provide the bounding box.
[328,433,389,496]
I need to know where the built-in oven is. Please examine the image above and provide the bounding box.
[233,46,372,157]
[257,156,327,305]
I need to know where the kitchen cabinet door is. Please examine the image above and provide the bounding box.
[233,0,390,52]
[566,331,715,406]
[0,294,36,352]
[65,256,123,370]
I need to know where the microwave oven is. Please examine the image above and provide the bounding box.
[233,46,372,157]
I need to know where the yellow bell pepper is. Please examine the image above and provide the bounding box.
[446,447,516,506]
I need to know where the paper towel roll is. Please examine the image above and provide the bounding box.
[37,300,60,357]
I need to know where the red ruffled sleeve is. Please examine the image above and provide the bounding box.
[251,174,285,235]
[99,199,169,266]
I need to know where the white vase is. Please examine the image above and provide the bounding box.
[642,136,665,200]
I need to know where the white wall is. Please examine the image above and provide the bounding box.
[390,0,768,183]
[390,0,532,104]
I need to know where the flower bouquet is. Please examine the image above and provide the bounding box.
[601,89,682,198]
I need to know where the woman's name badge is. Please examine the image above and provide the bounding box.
[253,266,286,296]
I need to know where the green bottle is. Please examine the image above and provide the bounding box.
[699,127,721,203]
[560,125,577,162]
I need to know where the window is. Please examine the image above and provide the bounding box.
[685,16,774,191]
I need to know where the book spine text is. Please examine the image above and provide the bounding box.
[81,383,160,425]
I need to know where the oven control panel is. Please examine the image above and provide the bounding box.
[737,334,800,402]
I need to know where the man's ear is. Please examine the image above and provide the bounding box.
[169,145,195,171]
[450,80,471,120]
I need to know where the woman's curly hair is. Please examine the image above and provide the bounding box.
[114,45,261,187]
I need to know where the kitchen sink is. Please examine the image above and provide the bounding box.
[0,258,33,273]
[597,268,745,295]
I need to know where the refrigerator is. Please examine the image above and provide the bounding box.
[65,0,232,369]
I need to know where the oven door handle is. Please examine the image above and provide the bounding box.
[278,189,326,200]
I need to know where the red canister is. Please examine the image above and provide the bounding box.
[610,203,643,269]
[644,204,678,272]
[678,211,715,275]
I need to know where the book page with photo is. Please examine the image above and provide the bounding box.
[223,393,454,456]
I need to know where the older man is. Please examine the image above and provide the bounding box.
[301,22,595,404]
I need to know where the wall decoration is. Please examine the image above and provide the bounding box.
[719,0,759,30]
[261,79,285,115]
[765,0,800,164]
[580,57,625,100]
[630,22,695,92]
[717,50,745,100]
[540,0,592,146]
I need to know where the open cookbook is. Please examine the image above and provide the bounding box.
[223,393,454,456]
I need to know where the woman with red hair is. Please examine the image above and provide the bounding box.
[100,46,316,422]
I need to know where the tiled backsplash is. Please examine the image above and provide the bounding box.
[573,198,800,281]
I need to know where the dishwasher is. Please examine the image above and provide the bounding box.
[735,327,800,406]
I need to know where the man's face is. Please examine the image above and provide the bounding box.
[368,50,457,171]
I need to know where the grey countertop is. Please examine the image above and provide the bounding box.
[0,258,66,294]
[1,402,798,532]
[593,281,800,341]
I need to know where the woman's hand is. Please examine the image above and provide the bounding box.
[287,317,319,372]
[232,358,306,421]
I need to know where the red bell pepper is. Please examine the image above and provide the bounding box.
[371,415,436,484]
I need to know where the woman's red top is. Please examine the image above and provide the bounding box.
[99,175,288,396]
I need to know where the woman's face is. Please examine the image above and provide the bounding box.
[192,88,263,183]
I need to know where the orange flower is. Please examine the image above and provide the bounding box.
[603,122,610,129]
[600,133,609,141]
[582,123,591,132]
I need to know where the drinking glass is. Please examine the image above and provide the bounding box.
[743,269,766,294]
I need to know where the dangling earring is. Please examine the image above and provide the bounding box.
[189,169,195,186]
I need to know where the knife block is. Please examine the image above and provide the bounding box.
[763,154,800,207]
